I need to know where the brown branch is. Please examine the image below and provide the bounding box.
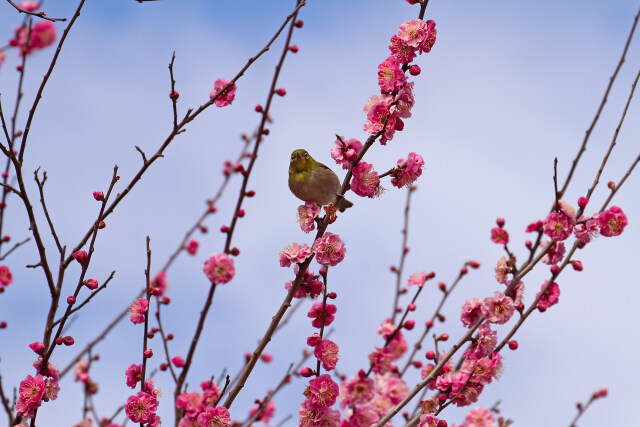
[35,169,62,254]
[0,237,30,261]
[601,152,640,212]
[155,298,178,384]
[168,52,178,131]
[0,370,13,426]
[392,186,415,323]
[63,0,307,270]
[5,0,67,22]
[140,236,152,389]
[560,7,640,195]
[19,0,86,163]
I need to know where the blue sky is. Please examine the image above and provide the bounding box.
[0,1,639,426]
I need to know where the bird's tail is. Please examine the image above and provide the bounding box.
[335,194,354,212]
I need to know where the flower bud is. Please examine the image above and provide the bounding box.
[408,303,416,311]
[571,260,583,271]
[508,340,518,350]
[67,296,76,305]
[403,319,415,330]
[93,191,104,201]
[170,90,179,100]
[254,104,264,113]
[294,20,303,28]
[577,197,588,208]
[143,349,153,358]
[409,64,421,76]
[289,45,299,53]
[425,350,435,360]
[275,88,287,96]
[299,367,313,377]
[496,217,505,227]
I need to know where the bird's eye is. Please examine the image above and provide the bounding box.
[291,155,295,160]
[304,153,309,159]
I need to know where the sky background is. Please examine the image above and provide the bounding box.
[0,1,639,426]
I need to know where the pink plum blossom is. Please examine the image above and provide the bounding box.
[16,374,45,418]
[19,1,39,11]
[464,407,495,427]
[389,35,416,64]
[315,339,339,371]
[465,323,497,360]
[536,281,560,312]
[330,137,362,170]
[351,161,380,197]
[298,398,341,427]
[312,232,346,266]
[375,372,408,404]
[397,19,429,49]
[210,79,237,107]
[339,375,375,409]
[395,82,415,118]
[420,20,437,53]
[306,374,339,407]
[297,202,320,233]
[391,152,424,188]
[378,56,407,93]
[307,301,337,328]
[249,399,276,423]
[197,405,231,427]
[407,272,428,287]
[176,391,203,419]
[279,242,312,267]
[494,257,509,284]
[150,271,169,297]
[285,264,323,299]
[481,292,515,324]
[129,298,148,325]
[125,364,142,388]
[0,265,12,286]
[540,240,566,265]
[598,206,628,237]
[574,214,599,244]
[369,346,393,375]
[460,298,483,328]
[490,227,509,244]
[363,94,397,144]
[186,239,199,255]
[543,211,574,241]
[203,253,235,284]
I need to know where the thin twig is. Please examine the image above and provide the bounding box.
[5,0,67,22]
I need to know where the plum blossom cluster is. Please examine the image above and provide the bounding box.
[175,381,229,427]
[15,344,61,420]
[125,379,161,426]
[203,253,236,284]
[336,319,409,426]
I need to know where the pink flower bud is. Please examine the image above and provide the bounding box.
[237,209,245,218]
[508,340,518,350]
[404,319,415,330]
[390,265,398,272]
[319,268,327,276]
[63,336,75,346]
[55,337,63,345]
[220,225,229,233]
[170,90,179,100]
[159,363,168,371]
[577,197,589,208]
[29,341,45,355]
[209,205,217,213]
[426,272,436,280]
[607,181,615,189]
[571,260,583,271]
[412,360,422,368]
[260,353,273,363]
[146,332,154,339]
[426,319,434,328]
[496,217,505,227]
[245,190,255,197]
[438,282,446,292]
[438,333,449,342]
[327,292,337,299]
[1,172,7,179]
[161,296,171,305]
[403,246,409,254]
[437,420,448,427]
[172,356,185,367]
[275,88,287,96]
[468,260,481,269]
[67,296,76,304]
[525,239,532,248]
[230,247,240,256]
[98,221,106,229]
[143,349,153,358]
[245,352,252,362]
[438,394,447,404]
[289,45,299,53]
[550,264,560,275]
[460,266,468,275]
[199,226,208,233]
[254,104,264,113]
[0,321,6,328]
[294,20,303,28]
[299,367,313,377]
[84,278,98,290]
[93,191,104,201]
[167,333,174,340]
[425,350,435,360]
[436,313,445,322]
[72,250,88,265]
[408,303,416,311]
[409,64,421,76]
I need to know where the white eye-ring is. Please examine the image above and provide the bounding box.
[304,153,309,159]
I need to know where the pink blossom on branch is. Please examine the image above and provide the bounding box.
[330,137,362,170]
[150,271,169,297]
[481,292,515,324]
[339,375,375,409]
[129,298,148,325]
[16,374,45,418]
[125,364,142,388]
[315,339,340,371]
[197,405,231,427]
[494,256,509,284]
[543,211,574,241]
[203,253,235,284]
[18,1,39,11]
[397,19,429,49]
[464,407,495,427]
[363,94,397,144]
[312,232,346,266]
[0,265,13,286]
[490,227,509,244]
[307,301,337,328]
[390,152,424,188]
[420,20,437,53]
[298,398,341,427]
[284,264,324,299]
[395,82,415,118]
[125,392,158,424]
[540,240,566,265]
[306,374,339,407]
[378,56,407,93]
[297,202,320,233]
[536,281,560,312]
[279,242,312,267]
[598,206,628,237]
[574,214,599,244]
[460,298,483,328]
[209,78,237,107]
[351,161,380,197]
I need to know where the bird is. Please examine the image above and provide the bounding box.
[288,149,353,212]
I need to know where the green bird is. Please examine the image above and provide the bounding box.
[288,149,353,212]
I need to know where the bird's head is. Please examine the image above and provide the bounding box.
[289,149,317,173]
